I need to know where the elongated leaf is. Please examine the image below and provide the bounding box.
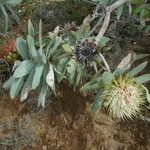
[12,60,21,71]
[6,6,19,24]
[46,64,55,93]
[127,61,148,76]
[28,19,35,37]
[10,77,24,99]
[98,0,109,5]
[27,35,39,62]
[13,60,33,78]
[80,77,101,92]
[6,0,22,6]
[39,19,42,54]
[141,85,150,103]
[117,53,135,71]
[67,59,77,84]
[16,37,29,60]
[113,67,124,76]
[38,20,47,64]
[20,67,35,101]
[47,37,62,59]
[38,82,48,107]
[116,5,123,20]
[134,54,150,61]
[62,44,72,53]
[102,71,114,84]
[135,74,150,83]
[3,76,15,89]
[32,64,44,89]
[97,36,110,48]
[1,6,8,34]
[38,65,49,107]
[76,65,84,85]
[91,94,103,113]
[57,58,69,82]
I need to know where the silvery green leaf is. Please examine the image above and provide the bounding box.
[141,85,150,103]
[27,35,39,62]
[28,19,35,37]
[135,74,150,83]
[10,77,24,99]
[134,54,150,61]
[3,76,15,89]
[37,20,47,64]
[67,59,77,84]
[37,65,49,107]
[38,82,48,107]
[13,60,33,78]
[6,0,22,6]
[80,77,101,93]
[20,67,35,101]
[113,67,124,76]
[62,43,72,53]
[16,37,29,60]
[97,36,110,48]
[76,65,83,85]
[91,94,103,113]
[12,60,21,71]
[6,7,19,24]
[57,58,69,82]
[116,5,124,20]
[1,6,8,34]
[98,0,109,5]
[32,64,44,89]
[47,37,62,59]
[127,61,148,76]
[46,64,55,94]
[102,71,114,84]
[117,53,135,71]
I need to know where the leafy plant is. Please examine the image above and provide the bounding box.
[58,25,110,85]
[3,20,66,107]
[0,0,22,34]
[81,53,150,119]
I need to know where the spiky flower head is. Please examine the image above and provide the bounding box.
[62,22,78,32]
[73,39,97,66]
[102,75,146,119]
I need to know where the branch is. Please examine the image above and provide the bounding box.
[95,0,128,44]
[98,53,111,72]
[92,0,128,73]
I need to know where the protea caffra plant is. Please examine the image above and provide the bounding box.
[81,58,150,120]
[73,39,97,65]
[102,75,146,119]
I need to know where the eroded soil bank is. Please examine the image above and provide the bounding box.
[0,84,150,150]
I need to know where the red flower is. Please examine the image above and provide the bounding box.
[0,39,16,58]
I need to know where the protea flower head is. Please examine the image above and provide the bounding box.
[73,39,97,65]
[102,75,146,119]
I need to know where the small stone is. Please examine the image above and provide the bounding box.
[42,145,47,150]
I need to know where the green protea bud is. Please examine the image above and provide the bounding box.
[102,75,146,119]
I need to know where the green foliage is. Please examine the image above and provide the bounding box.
[3,20,65,106]
[130,0,150,26]
[81,54,150,119]
[0,0,22,34]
